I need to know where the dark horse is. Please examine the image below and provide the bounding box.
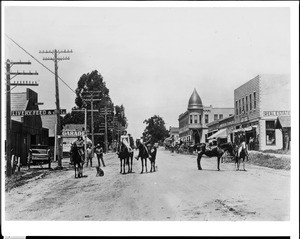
[70,143,83,178]
[195,142,235,171]
[234,143,248,171]
[135,139,150,174]
[117,142,133,174]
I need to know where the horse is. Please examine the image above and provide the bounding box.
[234,143,248,171]
[117,142,132,174]
[195,142,235,171]
[135,139,150,174]
[70,143,84,178]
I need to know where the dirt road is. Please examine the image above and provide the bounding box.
[5,148,290,221]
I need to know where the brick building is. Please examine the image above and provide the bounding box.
[233,74,290,150]
[178,89,234,144]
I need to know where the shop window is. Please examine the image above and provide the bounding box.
[219,114,223,119]
[205,114,209,124]
[214,114,218,121]
[249,94,252,110]
[253,92,257,109]
[235,101,238,115]
[266,120,276,145]
[246,96,248,112]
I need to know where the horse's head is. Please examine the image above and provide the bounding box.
[220,142,236,157]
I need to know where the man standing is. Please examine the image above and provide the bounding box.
[95,144,105,167]
[86,145,93,167]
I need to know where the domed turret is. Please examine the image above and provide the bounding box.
[188,88,203,110]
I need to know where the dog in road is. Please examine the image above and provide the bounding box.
[96,166,104,177]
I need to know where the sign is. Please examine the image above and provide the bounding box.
[62,130,85,137]
[263,111,290,117]
[11,109,66,116]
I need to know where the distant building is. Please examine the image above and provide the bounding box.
[169,126,179,142]
[178,89,234,144]
[10,88,49,165]
[233,74,290,150]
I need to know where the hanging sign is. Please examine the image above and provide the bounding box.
[11,109,66,116]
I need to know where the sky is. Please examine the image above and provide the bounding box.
[3,3,292,140]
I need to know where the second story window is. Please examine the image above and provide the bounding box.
[190,115,193,124]
[235,101,238,115]
[246,96,248,112]
[253,92,257,109]
[242,98,245,113]
[249,94,252,110]
[205,114,209,124]
[219,114,223,119]
[214,114,218,121]
[194,115,198,124]
[239,99,241,114]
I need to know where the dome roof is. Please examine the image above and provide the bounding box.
[188,88,203,110]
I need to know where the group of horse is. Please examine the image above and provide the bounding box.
[194,142,248,171]
[117,139,156,174]
[70,139,248,179]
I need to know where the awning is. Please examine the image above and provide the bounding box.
[275,116,291,129]
[208,128,227,140]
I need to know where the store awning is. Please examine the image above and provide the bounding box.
[208,128,227,140]
[275,116,291,129]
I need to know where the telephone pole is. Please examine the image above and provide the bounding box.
[39,49,72,168]
[82,91,102,154]
[6,59,38,177]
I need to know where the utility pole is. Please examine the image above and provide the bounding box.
[82,91,102,154]
[40,49,72,168]
[6,59,38,177]
[105,106,108,153]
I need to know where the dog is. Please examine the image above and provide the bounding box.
[96,166,104,177]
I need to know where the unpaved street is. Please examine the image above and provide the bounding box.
[5,148,290,221]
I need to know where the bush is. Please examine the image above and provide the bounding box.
[261,149,290,155]
[248,153,290,170]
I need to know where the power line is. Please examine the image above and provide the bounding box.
[5,34,76,94]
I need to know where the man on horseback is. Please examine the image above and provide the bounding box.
[120,131,133,153]
[237,136,249,158]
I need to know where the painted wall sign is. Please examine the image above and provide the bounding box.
[62,130,84,137]
[263,111,290,117]
[11,109,66,116]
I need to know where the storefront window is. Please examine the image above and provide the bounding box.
[266,120,276,145]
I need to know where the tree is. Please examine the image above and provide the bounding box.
[143,115,169,144]
[62,70,128,144]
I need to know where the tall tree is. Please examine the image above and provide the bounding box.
[62,70,128,144]
[143,115,169,144]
